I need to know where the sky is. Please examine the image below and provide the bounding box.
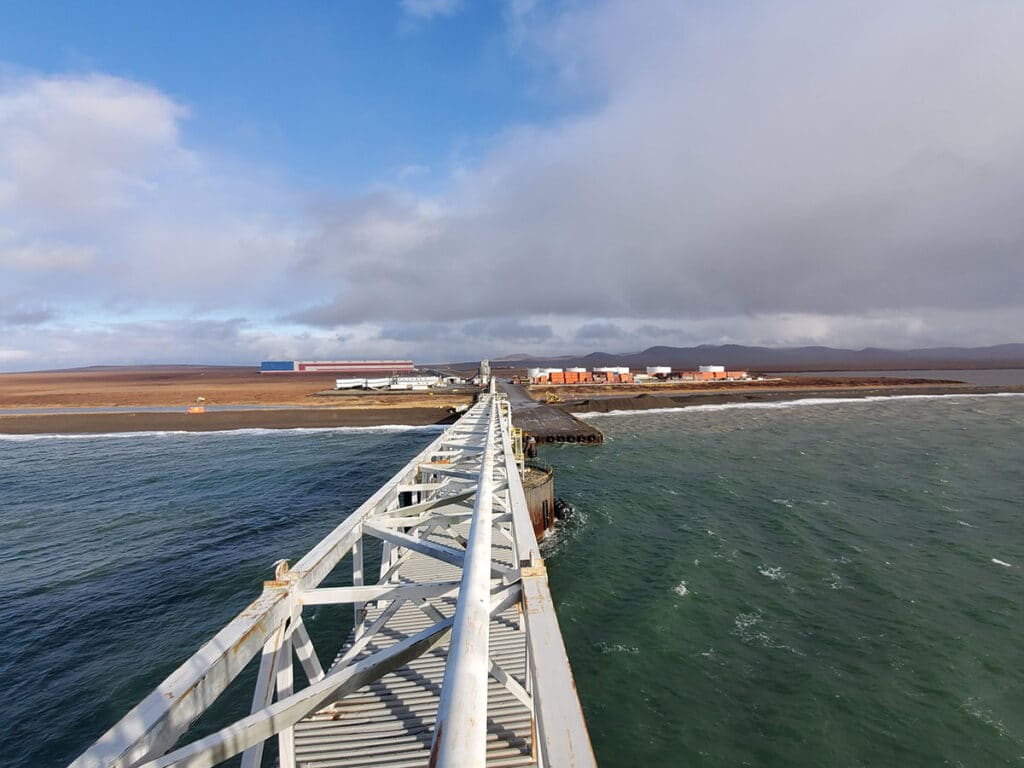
[2,0,1023,370]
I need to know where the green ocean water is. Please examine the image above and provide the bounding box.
[1,395,1022,766]
[545,395,1024,766]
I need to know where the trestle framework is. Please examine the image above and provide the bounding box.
[71,388,595,768]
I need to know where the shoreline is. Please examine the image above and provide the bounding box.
[559,383,1024,415]
[0,407,461,435]
[2,383,1022,436]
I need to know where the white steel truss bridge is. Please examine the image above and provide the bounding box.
[71,386,596,768]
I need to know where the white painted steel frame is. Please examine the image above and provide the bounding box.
[70,392,595,768]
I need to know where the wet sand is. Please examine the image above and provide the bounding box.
[0,407,462,435]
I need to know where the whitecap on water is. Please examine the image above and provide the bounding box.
[733,611,762,632]
[594,640,640,655]
[673,580,689,597]
[758,565,785,581]
[573,391,1024,420]
[991,558,1012,567]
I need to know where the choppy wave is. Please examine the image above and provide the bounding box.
[574,391,1024,419]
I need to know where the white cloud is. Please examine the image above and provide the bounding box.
[296,0,1024,337]
[4,1,1024,370]
[0,73,187,219]
[0,242,96,271]
[0,71,311,326]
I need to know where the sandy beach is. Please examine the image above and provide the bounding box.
[2,367,1020,434]
[0,366,472,434]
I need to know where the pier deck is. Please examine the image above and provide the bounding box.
[294,524,535,767]
[500,382,603,444]
[71,387,594,768]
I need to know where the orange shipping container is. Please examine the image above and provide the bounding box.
[550,372,566,384]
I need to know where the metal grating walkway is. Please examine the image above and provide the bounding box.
[295,525,536,767]
[71,386,595,768]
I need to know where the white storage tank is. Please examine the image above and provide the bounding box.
[593,367,616,373]
[699,365,725,373]
[614,366,630,374]
[646,366,672,375]
[545,368,564,374]
[567,367,587,373]
[526,367,542,380]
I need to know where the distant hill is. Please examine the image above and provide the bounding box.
[486,343,1024,372]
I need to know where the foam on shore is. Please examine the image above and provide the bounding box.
[574,391,1024,419]
[0,424,446,441]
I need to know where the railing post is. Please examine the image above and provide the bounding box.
[277,633,295,768]
[353,532,365,638]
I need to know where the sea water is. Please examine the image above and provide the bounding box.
[1,397,1022,766]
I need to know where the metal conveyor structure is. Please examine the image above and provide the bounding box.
[72,385,596,768]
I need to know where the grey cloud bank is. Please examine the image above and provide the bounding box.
[3,1,1024,369]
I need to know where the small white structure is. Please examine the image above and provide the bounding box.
[646,366,672,375]
[699,365,726,373]
[336,375,439,391]
[593,366,630,375]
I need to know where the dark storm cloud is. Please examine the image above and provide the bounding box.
[5,1,1024,370]
[294,0,1024,338]
[462,318,553,342]
[377,322,452,343]
[575,322,626,341]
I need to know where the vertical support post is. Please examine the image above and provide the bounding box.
[292,618,325,684]
[379,541,394,581]
[430,397,497,767]
[277,634,295,768]
[240,626,285,768]
[353,533,365,638]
